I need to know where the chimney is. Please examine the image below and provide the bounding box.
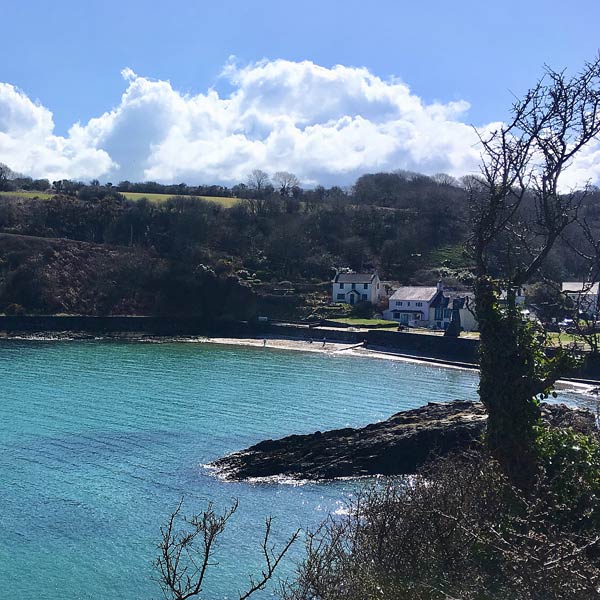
[437,279,443,292]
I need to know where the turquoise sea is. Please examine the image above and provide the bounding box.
[0,340,591,599]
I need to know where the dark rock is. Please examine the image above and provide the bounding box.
[211,400,596,481]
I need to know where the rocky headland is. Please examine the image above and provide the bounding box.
[211,400,596,481]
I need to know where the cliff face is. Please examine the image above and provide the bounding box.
[212,401,596,481]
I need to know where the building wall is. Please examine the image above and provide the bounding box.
[332,276,382,304]
[460,308,478,332]
[383,299,431,324]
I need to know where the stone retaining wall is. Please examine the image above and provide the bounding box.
[366,330,480,364]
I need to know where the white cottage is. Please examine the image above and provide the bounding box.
[382,283,443,326]
[332,271,383,305]
[383,281,479,331]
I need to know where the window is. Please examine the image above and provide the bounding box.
[337,293,345,300]
[407,301,411,306]
[363,283,368,290]
[416,302,423,307]
[444,309,452,318]
[362,294,368,301]
[339,283,344,289]
[395,301,403,307]
[393,311,400,319]
[435,308,444,320]
[352,283,356,290]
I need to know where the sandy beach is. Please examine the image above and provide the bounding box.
[195,336,599,396]
[199,335,469,364]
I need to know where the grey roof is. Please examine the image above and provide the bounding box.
[562,282,599,295]
[389,286,439,302]
[334,272,377,284]
[430,290,474,309]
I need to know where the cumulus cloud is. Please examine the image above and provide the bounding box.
[0,59,598,188]
[0,83,114,181]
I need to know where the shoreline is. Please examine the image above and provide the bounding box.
[201,335,477,370]
[2,330,599,392]
[199,336,599,393]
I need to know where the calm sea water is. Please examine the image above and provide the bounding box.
[0,340,590,599]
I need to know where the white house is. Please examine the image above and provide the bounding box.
[382,282,442,326]
[332,271,384,305]
[561,282,600,316]
[383,281,479,331]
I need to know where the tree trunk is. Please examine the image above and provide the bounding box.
[475,277,541,490]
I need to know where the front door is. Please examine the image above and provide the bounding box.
[349,293,355,305]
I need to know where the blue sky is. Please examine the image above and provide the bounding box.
[1,0,599,185]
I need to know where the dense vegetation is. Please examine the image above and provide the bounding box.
[0,166,598,320]
[0,170,472,317]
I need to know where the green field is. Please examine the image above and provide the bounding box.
[121,192,240,207]
[0,190,241,207]
[0,191,53,200]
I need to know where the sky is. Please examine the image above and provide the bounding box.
[1,0,599,187]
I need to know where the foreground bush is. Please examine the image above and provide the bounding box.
[284,449,600,600]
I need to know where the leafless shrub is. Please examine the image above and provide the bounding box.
[155,498,299,600]
[283,453,600,600]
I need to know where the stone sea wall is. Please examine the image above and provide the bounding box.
[0,315,255,337]
[0,316,598,381]
[366,329,479,364]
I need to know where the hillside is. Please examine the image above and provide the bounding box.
[0,233,256,318]
[0,171,597,318]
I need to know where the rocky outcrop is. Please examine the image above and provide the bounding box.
[211,401,596,481]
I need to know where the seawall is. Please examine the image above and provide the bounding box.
[0,316,598,381]
[0,315,255,337]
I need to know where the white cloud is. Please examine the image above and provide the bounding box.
[0,83,114,181]
[0,59,598,188]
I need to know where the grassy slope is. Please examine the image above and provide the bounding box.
[0,191,53,199]
[121,192,240,207]
[0,190,241,207]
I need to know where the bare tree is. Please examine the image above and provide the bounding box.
[468,56,600,488]
[273,171,300,197]
[245,169,271,215]
[155,498,299,600]
[246,169,270,195]
[431,172,459,187]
